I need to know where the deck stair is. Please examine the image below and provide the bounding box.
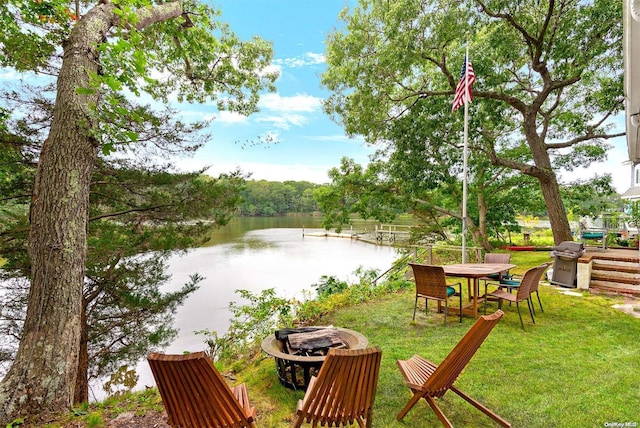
[587,252,640,295]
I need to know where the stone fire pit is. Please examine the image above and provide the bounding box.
[260,327,368,390]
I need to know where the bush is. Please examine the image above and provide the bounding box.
[313,275,348,297]
[204,266,412,364]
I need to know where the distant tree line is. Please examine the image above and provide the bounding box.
[239,180,322,216]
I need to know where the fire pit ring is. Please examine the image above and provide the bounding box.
[260,327,368,390]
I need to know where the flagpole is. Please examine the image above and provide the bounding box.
[462,41,469,263]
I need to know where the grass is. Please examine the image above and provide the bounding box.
[58,251,640,427]
[231,252,640,427]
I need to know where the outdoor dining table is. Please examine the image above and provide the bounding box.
[442,263,516,318]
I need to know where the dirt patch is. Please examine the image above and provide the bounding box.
[104,411,170,427]
[612,296,640,318]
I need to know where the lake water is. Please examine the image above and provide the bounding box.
[93,217,400,399]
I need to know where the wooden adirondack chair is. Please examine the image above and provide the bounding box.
[147,351,256,428]
[292,347,382,428]
[396,310,510,428]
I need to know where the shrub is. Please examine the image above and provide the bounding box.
[313,275,348,297]
[204,266,411,364]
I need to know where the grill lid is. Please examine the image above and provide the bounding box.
[550,241,585,258]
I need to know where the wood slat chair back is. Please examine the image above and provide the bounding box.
[148,351,256,428]
[397,310,510,427]
[293,346,382,428]
[422,311,502,397]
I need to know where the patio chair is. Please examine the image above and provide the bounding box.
[147,351,256,428]
[409,263,462,325]
[481,253,512,283]
[396,310,510,428]
[480,253,513,303]
[497,262,551,314]
[484,263,549,329]
[292,346,382,428]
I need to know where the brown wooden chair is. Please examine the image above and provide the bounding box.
[396,310,510,428]
[147,351,256,428]
[484,263,549,330]
[409,263,462,325]
[292,346,382,428]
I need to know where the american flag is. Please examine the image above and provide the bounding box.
[452,56,476,112]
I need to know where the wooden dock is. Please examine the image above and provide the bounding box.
[302,224,415,246]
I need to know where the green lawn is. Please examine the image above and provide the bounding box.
[66,251,640,428]
[237,263,640,427]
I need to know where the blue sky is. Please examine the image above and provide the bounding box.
[172,0,631,193]
[1,0,630,192]
[173,0,374,184]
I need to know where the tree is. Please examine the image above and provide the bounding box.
[561,174,621,219]
[0,0,276,422]
[314,97,544,248]
[0,90,247,404]
[380,96,543,249]
[322,0,624,245]
[313,158,401,232]
[239,180,320,215]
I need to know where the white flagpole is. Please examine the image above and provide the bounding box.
[462,41,470,264]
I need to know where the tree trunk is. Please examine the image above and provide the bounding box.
[74,301,89,405]
[0,3,186,422]
[523,114,573,245]
[539,173,573,245]
[0,5,112,423]
[476,191,492,251]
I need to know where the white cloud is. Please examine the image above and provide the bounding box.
[262,63,281,76]
[306,134,367,144]
[258,93,322,112]
[559,138,631,193]
[256,113,308,130]
[0,69,21,80]
[172,158,331,184]
[275,52,326,69]
[260,131,281,144]
[215,110,249,124]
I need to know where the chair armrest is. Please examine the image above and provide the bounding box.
[449,281,463,291]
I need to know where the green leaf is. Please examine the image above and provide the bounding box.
[125,131,138,142]
[101,142,115,155]
[6,418,24,428]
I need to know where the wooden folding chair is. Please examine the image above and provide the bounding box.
[396,310,510,428]
[293,347,382,428]
[148,351,256,428]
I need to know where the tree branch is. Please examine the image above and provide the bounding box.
[133,1,184,31]
[546,131,625,150]
[88,204,173,222]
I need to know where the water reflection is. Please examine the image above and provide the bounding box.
[93,220,399,400]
